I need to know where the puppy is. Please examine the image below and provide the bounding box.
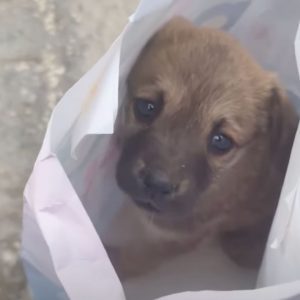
[108,16,299,279]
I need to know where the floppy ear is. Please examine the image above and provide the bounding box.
[267,84,298,172]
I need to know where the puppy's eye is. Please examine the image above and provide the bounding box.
[134,98,160,122]
[209,133,234,154]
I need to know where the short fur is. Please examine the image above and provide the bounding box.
[107,17,299,279]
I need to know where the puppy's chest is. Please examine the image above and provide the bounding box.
[140,213,223,247]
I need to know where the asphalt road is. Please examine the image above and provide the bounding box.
[0,1,138,299]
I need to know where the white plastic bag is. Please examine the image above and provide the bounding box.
[22,0,300,299]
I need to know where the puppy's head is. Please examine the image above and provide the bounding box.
[115,17,298,229]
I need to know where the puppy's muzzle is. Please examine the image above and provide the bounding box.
[135,166,179,212]
[141,169,175,196]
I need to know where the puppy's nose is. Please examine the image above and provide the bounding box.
[141,169,175,197]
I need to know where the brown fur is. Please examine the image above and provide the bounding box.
[107,17,299,279]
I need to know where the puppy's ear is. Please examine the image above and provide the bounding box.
[267,82,298,171]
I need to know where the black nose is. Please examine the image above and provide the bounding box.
[141,169,175,197]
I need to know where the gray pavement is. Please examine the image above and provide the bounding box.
[0,1,138,299]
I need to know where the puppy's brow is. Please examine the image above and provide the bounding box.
[209,117,244,143]
[132,87,164,103]
[212,118,226,131]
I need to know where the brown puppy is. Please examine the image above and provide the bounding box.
[109,16,299,279]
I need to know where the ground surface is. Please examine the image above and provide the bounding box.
[0,1,138,298]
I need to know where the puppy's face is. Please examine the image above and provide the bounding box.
[115,18,297,229]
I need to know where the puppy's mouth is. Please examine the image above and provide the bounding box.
[132,198,164,213]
